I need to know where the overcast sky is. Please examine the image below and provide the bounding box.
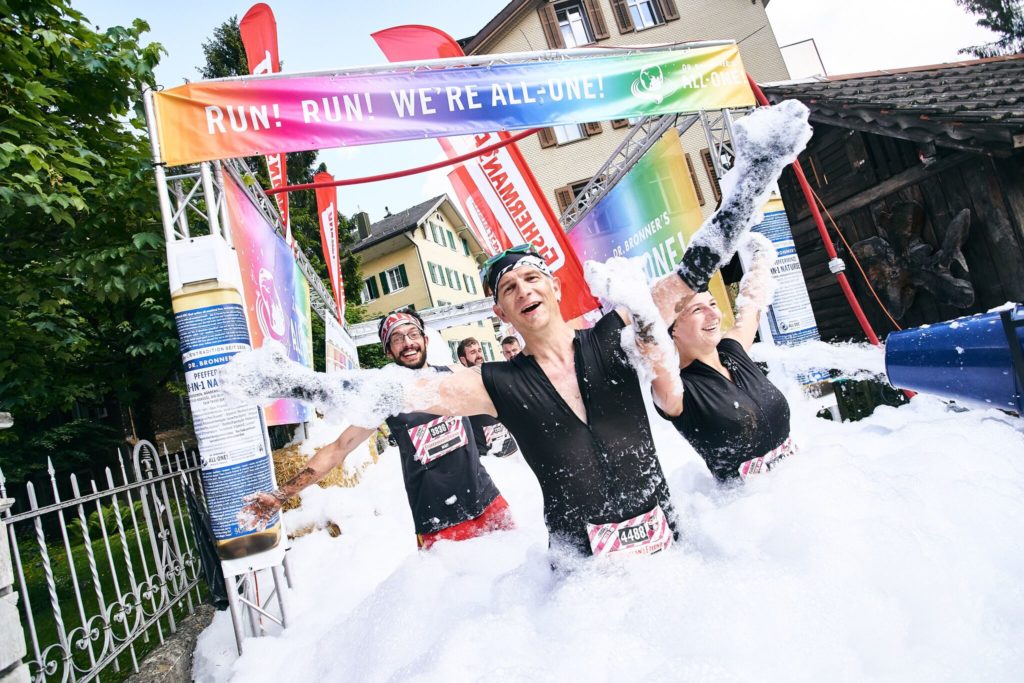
[76,0,992,222]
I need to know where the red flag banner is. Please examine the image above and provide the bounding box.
[371,25,598,321]
[447,164,508,256]
[314,171,344,321]
[240,3,291,244]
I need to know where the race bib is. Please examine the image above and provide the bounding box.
[738,436,797,480]
[587,505,672,557]
[482,423,511,456]
[408,416,468,465]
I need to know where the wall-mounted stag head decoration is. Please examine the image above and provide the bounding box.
[850,202,974,320]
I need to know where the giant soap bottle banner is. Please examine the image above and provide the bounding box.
[222,172,314,425]
[567,128,734,328]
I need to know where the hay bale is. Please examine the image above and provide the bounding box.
[271,433,384,513]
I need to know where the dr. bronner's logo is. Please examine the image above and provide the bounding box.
[631,64,666,104]
[256,268,286,341]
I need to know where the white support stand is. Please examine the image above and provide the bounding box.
[220,541,293,656]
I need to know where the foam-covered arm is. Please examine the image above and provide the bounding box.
[676,100,811,292]
[584,257,684,415]
[728,232,779,350]
[219,340,409,427]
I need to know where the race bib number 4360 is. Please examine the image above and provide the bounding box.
[408,416,468,465]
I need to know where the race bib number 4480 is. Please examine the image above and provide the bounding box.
[587,505,673,557]
[408,416,468,465]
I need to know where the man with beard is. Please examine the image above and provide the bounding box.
[457,337,520,458]
[224,100,812,559]
[237,308,513,550]
[500,336,522,360]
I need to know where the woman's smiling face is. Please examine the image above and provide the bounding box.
[671,292,723,354]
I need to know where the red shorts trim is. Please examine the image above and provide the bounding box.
[416,495,514,550]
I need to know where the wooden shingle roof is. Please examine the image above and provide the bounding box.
[762,54,1024,155]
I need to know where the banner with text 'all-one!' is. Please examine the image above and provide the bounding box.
[151,43,754,166]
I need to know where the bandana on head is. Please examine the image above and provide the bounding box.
[379,311,424,348]
[486,253,553,300]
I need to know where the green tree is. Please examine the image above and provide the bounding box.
[957,0,1024,57]
[0,0,174,479]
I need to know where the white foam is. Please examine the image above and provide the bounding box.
[584,256,681,395]
[734,232,778,315]
[194,360,1024,682]
[678,100,812,289]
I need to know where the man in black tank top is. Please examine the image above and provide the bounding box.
[457,337,520,458]
[237,309,512,549]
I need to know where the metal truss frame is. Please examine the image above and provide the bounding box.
[560,107,753,232]
[699,107,753,179]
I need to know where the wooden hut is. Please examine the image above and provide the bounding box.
[762,55,1024,340]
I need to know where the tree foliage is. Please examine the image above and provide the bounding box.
[0,0,178,477]
[957,0,1024,57]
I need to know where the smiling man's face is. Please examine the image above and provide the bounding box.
[492,266,561,332]
[386,324,428,369]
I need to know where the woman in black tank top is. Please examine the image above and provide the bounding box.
[658,237,795,483]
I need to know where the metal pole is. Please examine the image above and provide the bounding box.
[745,73,882,346]
[143,89,179,248]
[271,565,291,628]
[215,162,233,247]
[223,574,245,655]
[200,162,223,240]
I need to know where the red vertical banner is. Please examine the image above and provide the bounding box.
[447,164,510,256]
[239,3,291,244]
[371,25,598,321]
[314,172,344,322]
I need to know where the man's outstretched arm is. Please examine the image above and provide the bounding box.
[405,365,498,419]
[221,344,498,427]
[238,424,376,530]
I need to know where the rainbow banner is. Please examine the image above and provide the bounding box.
[222,172,314,425]
[567,128,734,327]
[152,43,754,166]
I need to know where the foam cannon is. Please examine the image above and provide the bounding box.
[885,304,1024,414]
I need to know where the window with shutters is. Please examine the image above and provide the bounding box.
[360,277,379,304]
[700,148,723,204]
[611,0,677,33]
[684,153,706,206]
[448,340,459,358]
[463,274,478,294]
[555,1,594,47]
[427,262,440,285]
[540,0,608,49]
[382,265,408,294]
[447,268,462,291]
[553,123,585,144]
[554,177,597,214]
[445,230,457,251]
[628,0,663,30]
[482,342,496,362]
[462,238,471,256]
